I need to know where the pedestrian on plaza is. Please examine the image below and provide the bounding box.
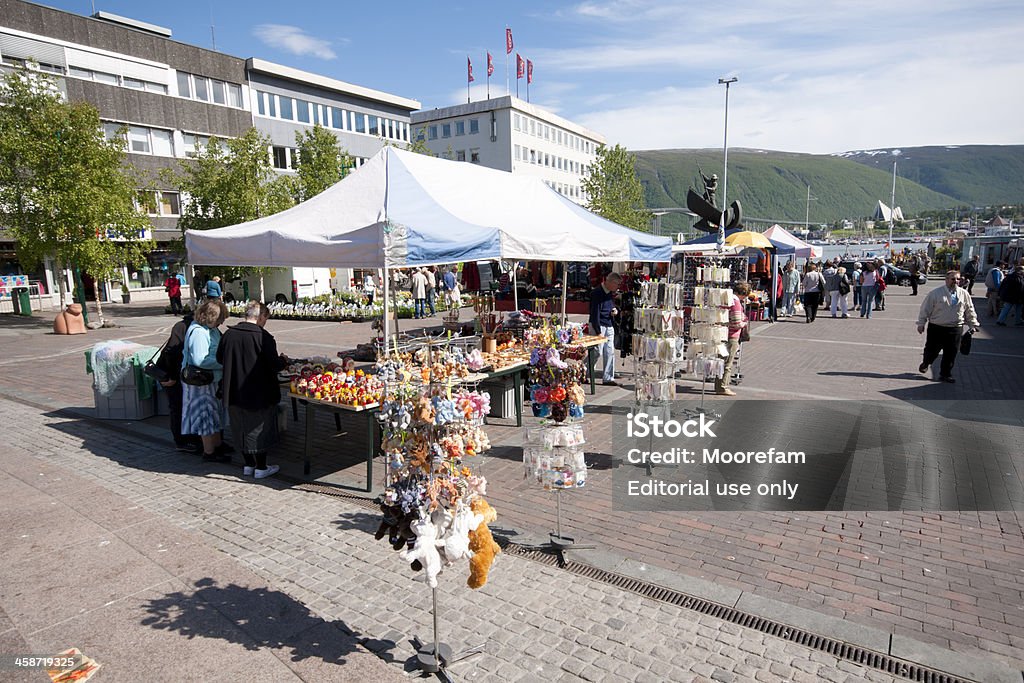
[205,275,222,300]
[829,266,851,318]
[362,273,376,306]
[916,270,979,383]
[995,265,1024,326]
[425,266,437,316]
[217,301,286,479]
[444,267,462,309]
[589,272,622,386]
[822,260,838,310]
[801,263,826,323]
[908,254,921,296]
[154,313,202,453]
[716,280,750,396]
[859,262,879,319]
[984,261,1006,318]
[410,268,428,319]
[163,273,183,314]
[181,298,232,462]
[961,255,981,295]
[851,262,863,310]
[873,259,888,311]
[781,261,800,317]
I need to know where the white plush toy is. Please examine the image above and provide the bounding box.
[441,502,484,565]
[466,475,488,497]
[400,510,446,588]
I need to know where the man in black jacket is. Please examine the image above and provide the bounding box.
[155,314,203,453]
[217,301,287,478]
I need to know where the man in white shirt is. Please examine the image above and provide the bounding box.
[916,270,979,383]
[411,268,428,319]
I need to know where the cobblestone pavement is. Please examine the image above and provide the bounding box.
[0,399,906,683]
[1,283,1023,679]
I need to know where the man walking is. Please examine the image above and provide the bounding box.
[164,272,183,314]
[410,268,428,319]
[961,255,981,295]
[916,271,979,383]
[217,301,287,479]
[874,258,888,311]
[425,266,437,316]
[589,272,622,386]
[907,254,921,296]
[985,261,1006,317]
[995,264,1024,326]
[781,262,800,317]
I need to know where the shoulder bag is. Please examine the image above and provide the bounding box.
[142,341,170,384]
[181,326,214,386]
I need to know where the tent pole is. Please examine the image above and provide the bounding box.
[560,267,568,326]
[383,268,391,353]
[512,262,518,312]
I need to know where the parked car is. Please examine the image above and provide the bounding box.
[838,261,926,287]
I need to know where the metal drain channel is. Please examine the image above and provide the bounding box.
[299,483,976,683]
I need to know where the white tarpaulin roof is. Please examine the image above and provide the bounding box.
[185,146,671,268]
[762,224,823,258]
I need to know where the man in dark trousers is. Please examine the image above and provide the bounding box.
[916,271,979,383]
[589,272,622,386]
[217,301,287,479]
[154,314,203,453]
[961,255,981,295]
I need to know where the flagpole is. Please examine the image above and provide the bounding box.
[505,26,510,95]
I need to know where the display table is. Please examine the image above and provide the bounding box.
[574,335,607,395]
[85,343,159,420]
[479,361,527,427]
[289,393,379,491]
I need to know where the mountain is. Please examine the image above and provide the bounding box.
[837,145,1024,206]
[633,145,1023,230]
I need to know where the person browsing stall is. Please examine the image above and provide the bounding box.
[589,272,622,386]
[716,281,750,396]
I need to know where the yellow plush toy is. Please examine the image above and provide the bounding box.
[467,497,500,589]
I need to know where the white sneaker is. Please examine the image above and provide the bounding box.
[243,466,255,476]
[254,465,280,479]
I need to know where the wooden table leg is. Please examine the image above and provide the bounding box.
[514,369,523,428]
[365,411,375,493]
[291,395,298,421]
[587,346,597,395]
[303,401,315,476]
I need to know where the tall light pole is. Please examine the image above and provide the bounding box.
[718,76,737,249]
[805,184,817,234]
[888,159,897,255]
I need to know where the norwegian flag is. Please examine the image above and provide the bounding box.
[516,53,525,79]
[506,28,514,54]
[468,56,474,82]
[487,52,494,76]
[527,59,533,84]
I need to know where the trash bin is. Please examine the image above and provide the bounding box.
[12,287,31,316]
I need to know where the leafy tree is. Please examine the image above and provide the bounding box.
[582,144,652,231]
[405,127,435,156]
[293,124,352,201]
[0,65,151,311]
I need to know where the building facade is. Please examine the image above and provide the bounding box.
[410,95,605,206]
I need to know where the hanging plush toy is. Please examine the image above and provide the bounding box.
[441,502,483,565]
[466,475,488,497]
[400,512,445,588]
[467,497,501,589]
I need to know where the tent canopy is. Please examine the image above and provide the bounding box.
[185,146,671,268]
[762,224,823,258]
[682,228,789,253]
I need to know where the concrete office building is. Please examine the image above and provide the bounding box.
[410,95,605,206]
[0,0,419,306]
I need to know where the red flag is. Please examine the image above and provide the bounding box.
[516,53,525,79]
[486,52,494,76]
[506,28,514,54]
[527,59,533,84]
[467,56,474,83]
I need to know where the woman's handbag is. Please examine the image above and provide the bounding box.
[180,326,214,386]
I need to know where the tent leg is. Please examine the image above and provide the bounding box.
[560,270,568,326]
[512,263,518,312]
[383,269,391,352]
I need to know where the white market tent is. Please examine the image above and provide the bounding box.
[185,146,671,269]
[762,224,823,259]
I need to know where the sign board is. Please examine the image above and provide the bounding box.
[0,275,29,297]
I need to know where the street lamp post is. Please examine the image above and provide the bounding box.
[717,77,737,249]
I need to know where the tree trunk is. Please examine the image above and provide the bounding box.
[260,275,265,303]
[94,282,105,323]
[55,254,67,309]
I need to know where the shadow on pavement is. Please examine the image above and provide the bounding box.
[334,510,380,534]
[819,371,925,380]
[142,578,387,665]
[0,313,59,329]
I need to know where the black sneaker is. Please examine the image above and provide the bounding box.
[940,376,956,383]
[203,452,233,463]
[175,442,201,454]
[602,380,618,386]
[215,443,235,456]
[918,362,928,374]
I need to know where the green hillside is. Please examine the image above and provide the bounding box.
[839,145,1024,206]
[634,149,961,231]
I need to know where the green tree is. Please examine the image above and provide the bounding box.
[582,144,652,231]
[293,124,353,201]
[0,65,150,311]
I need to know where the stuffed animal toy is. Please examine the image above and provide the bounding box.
[441,502,483,565]
[400,512,445,587]
[466,475,487,497]
[467,497,501,589]
[567,384,586,407]
[413,396,434,424]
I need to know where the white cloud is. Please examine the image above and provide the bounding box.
[253,24,338,60]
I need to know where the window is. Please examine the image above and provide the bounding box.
[182,133,209,158]
[150,128,173,156]
[296,99,310,124]
[355,114,366,134]
[529,120,535,135]
[94,71,118,85]
[193,76,209,102]
[136,191,158,215]
[279,97,293,121]
[268,94,276,118]
[145,82,167,94]
[272,146,288,169]
[416,129,426,142]
[513,114,520,131]
[102,122,125,143]
[158,191,180,216]
[428,125,438,140]
[455,121,465,136]
[228,84,243,108]
[456,149,466,162]
[470,149,480,164]
[210,79,226,105]
[123,77,144,90]
[313,104,322,126]
[128,126,150,153]
[441,123,451,138]
[514,145,520,160]
[369,116,379,136]
[330,107,345,130]
[176,71,191,98]
[469,118,479,134]
[257,91,266,116]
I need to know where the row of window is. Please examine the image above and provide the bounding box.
[514,144,590,175]
[254,90,409,141]
[439,148,481,164]
[176,71,244,108]
[425,118,481,141]
[514,113,595,154]
[135,190,181,217]
[102,122,212,158]
[543,180,583,201]
[271,145,368,171]
[68,65,167,94]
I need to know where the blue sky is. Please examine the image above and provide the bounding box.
[43,0,1024,153]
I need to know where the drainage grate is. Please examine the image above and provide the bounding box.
[292,481,381,510]
[500,542,975,683]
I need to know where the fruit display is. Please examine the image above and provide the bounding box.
[290,367,383,407]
